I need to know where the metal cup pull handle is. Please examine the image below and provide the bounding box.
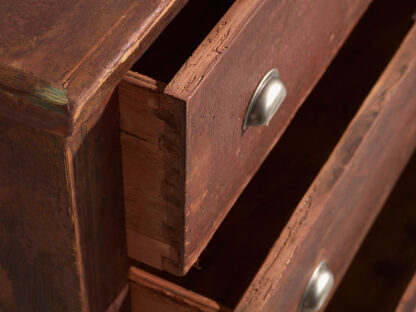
[299,261,335,312]
[243,68,286,131]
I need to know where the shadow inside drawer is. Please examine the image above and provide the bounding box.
[131,0,235,83]
[131,0,416,308]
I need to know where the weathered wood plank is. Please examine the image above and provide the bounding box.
[129,267,227,312]
[68,93,130,312]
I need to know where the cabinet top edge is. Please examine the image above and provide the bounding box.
[0,0,186,135]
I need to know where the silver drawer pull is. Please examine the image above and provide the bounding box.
[299,261,334,312]
[243,68,286,130]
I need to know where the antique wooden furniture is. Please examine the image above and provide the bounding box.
[0,0,187,311]
[1,0,416,311]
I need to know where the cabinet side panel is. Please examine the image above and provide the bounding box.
[0,118,82,312]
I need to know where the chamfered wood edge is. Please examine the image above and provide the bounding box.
[396,273,416,312]
[129,267,230,312]
[106,284,130,312]
[0,0,187,136]
[235,23,416,312]
[66,92,130,311]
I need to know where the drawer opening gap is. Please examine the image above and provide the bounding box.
[130,0,236,83]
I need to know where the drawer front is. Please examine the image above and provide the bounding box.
[120,0,371,275]
[236,24,416,312]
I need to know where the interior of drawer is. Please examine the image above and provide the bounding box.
[326,150,416,312]
[130,0,415,309]
[130,0,235,83]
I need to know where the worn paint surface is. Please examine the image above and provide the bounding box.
[0,118,82,312]
[0,0,187,135]
[0,94,130,311]
[0,0,188,309]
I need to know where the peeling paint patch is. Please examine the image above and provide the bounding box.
[35,84,67,106]
[0,87,68,116]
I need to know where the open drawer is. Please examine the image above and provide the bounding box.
[119,0,371,275]
[128,5,416,311]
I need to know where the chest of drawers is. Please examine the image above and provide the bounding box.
[0,0,415,311]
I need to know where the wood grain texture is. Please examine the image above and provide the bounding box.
[121,0,371,275]
[0,0,187,135]
[129,267,227,312]
[0,118,82,312]
[236,24,416,312]
[67,93,130,312]
[119,73,186,274]
[397,273,416,312]
[0,94,129,311]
